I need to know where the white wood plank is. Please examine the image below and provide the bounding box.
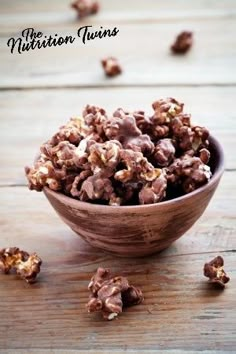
[0,19,235,87]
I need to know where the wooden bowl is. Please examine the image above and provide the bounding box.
[44,136,224,257]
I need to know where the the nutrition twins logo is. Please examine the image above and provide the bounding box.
[7,26,119,54]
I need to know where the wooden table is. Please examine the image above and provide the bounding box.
[0,1,235,353]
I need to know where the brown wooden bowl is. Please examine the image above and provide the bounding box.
[43,136,224,257]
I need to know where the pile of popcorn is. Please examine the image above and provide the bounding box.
[25,97,212,205]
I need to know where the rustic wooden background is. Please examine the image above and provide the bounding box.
[0,1,235,353]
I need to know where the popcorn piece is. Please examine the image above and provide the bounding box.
[171,114,192,151]
[45,141,77,169]
[153,138,176,167]
[0,247,27,274]
[87,268,144,320]
[40,142,54,161]
[62,172,79,195]
[122,285,144,306]
[199,148,210,165]
[133,109,171,140]
[171,113,191,133]
[149,97,183,140]
[79,171,114,202]
[73,138,91,170]
[133,110,152,135]
[96,277,129,319]
[139,171,167,204]
[86,296,103,312]
[88,286,122,320]
[113,107,129,118]
[50,117,89,146]
[152,98,184,125]
[87,276,127,320]
[0,247,42,283]
[16,253,42,283]
[107,276,130,292]
[88,267,111,294]
[166,154,212,193]
[104,115,154,154]
[152,124,170,139]
[88,140,122,173]
[70,170,93,197]
[71,0,99,18]
[115,149,160,183]
[83,104,106,118]
[171,116,209,154]
[111,182,140,206]
[171,31,193,54]
[25,160,65,192]
[108,193,122,206]
[204,256,230,288]
[191,125,209,151]
[101,57,122,77]
[41,139,93,171]
[83,105,107,140]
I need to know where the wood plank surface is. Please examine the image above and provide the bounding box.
[1,0,236,30]
[0,19,235,88]
[0,250,235,351]
[0,86,235,186]
[0,187,235,351]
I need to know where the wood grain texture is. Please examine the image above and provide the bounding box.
[0,251,235,351]
[0,186,235,351]
[0,86,236,187]
[0,352,232,354]
[1,0,236,32]
[0,19,235,88]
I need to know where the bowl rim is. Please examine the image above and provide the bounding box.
[43,135,224,212]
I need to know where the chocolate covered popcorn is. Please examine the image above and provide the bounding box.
[171,31,193,54]
[204,256,230,288]
[25,98,212,205]
[87,268,144,320]
[71,0,99,18]
[101,57,122,77]
[0,247,42,283]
